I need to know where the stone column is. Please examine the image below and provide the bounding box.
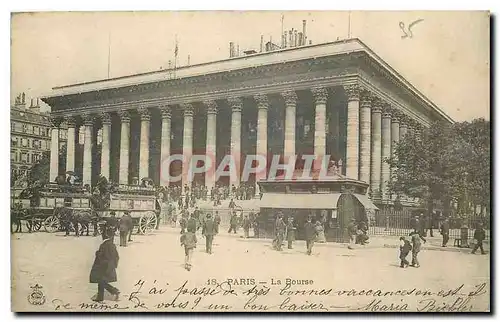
[381,106,392,201]
[282,90,297,160]
[359,92,372,185]
[228,97,243,187]
[82,114,93,186]
[204,100,217,194]
[370,100,383,200]
[254,94,269,196]
[311,87,328,169]
[182,103,194,192]
[390,112,400,200]
[65,117,76,173]
[100,112,111,179]
[138,107,150,180]
[49,117,61,182]
[159,106,171,186]
[344,84,361,180]
[118,111,130,185]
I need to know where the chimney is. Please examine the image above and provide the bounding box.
[30,98,33,107]
[187,55,191,66]
[229,42,234,58]
[294,30,298,47]
[289,30,293,48]
[309,40,312,45]
[302,20,307,46]
[260,35,264,52]
[283,32,288,48]
[298,32,303,46]
[237,43,240,57]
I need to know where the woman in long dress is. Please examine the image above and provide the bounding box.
[315,220,326,243]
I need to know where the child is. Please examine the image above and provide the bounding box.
[399,236,412,268]
[180,227,197,271]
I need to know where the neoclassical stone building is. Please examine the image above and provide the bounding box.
[42,38,453,205]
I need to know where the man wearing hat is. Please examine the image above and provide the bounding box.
[102,211,119,241]
[119,211,133,247]
[304,215,317,255]
[202,213,217,254]
[90,226,120,302]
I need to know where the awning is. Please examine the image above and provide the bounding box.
[260,193,341,209]
[353,194,379,210]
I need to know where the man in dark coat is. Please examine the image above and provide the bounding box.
[192,207,201,231]
[347,218,357,250]
[90,227,120,302]
[187,214,197,233]
[286,217,296,249]
[399,236,412,268]
[242,214,251,238]
[409,229,426,268]
[228,212,238,234]
[304,216,317,255]
[471,222,486,255]
[119,211,133,247]
[440,217,450,247]
[102,211,119,241]
[214,211,221,235]
[253,212,260,238]
[202,213,217,254]
[274,213,286,251]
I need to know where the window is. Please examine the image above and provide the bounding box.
[21,138,28,147]
[22,124,28,133]
[15,123,22,132]
[33,126,39,135]
[10,151,15,162]
[32,140,41,149]
[11,137,17,147]
[40,140,46,150]
[20,152,28,163]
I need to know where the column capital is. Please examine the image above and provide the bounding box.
[360,91,373,109]
[281,89,298,106]
[391,110,403,123]
[398,114,410,126]
[82,113,94,126]
[49,116,63,127]
[311,86,328,104]
[372,98,384,113]
[382,105,393,119]
[118,110,131,122]
[159,106,172,119]
[228,97,243,112]
[254,94,269,110]
[181,103,194,117]
[203,100,218,114]
[343,84,361,101]
[138,107,151,121]
[64,116,76,127]
[100,112,112,125]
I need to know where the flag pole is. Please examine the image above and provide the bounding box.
[107,31,111,79]
[174,34,178,78]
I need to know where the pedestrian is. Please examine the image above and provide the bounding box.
[304,216,317,255]
[315,220,326,243]
[103,211,118,241]
[229,198,236,211]
[119,211,132,247]
[202,213,217,254]
[179,214,187,234]
[274,213,286,251]
[214,211,221,235]
[90,227,120,302]
[399,236,412,268]
[409,229,426,268]
[347,218,357,250]
[253,213,260,238]
[356,221,370,245]
[242,214,251,238]
[440,217,450,247]
[180,226,197,271]
[286,217,296,249]
[187,214,197,233]
[228,212,238,234]
[471,222,487,255]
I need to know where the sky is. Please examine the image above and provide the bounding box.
[10,11,490,122]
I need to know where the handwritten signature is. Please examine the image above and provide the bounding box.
[399,19,424,39]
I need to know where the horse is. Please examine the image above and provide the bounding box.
[53,207,99,237]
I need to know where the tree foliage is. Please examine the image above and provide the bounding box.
[387,118,490,215]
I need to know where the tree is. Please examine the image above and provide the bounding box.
[28,144,67,185]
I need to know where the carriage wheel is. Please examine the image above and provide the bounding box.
[31,219,42,232]
[44,216,59,233]
[139,211,157,235]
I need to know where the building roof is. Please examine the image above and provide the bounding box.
[11,105,50,125]
[42,38,453,124]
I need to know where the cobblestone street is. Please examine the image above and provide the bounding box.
[11,226,490,312]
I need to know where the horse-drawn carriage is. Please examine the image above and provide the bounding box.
[11,183,93,234]
[94,183,160,235]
